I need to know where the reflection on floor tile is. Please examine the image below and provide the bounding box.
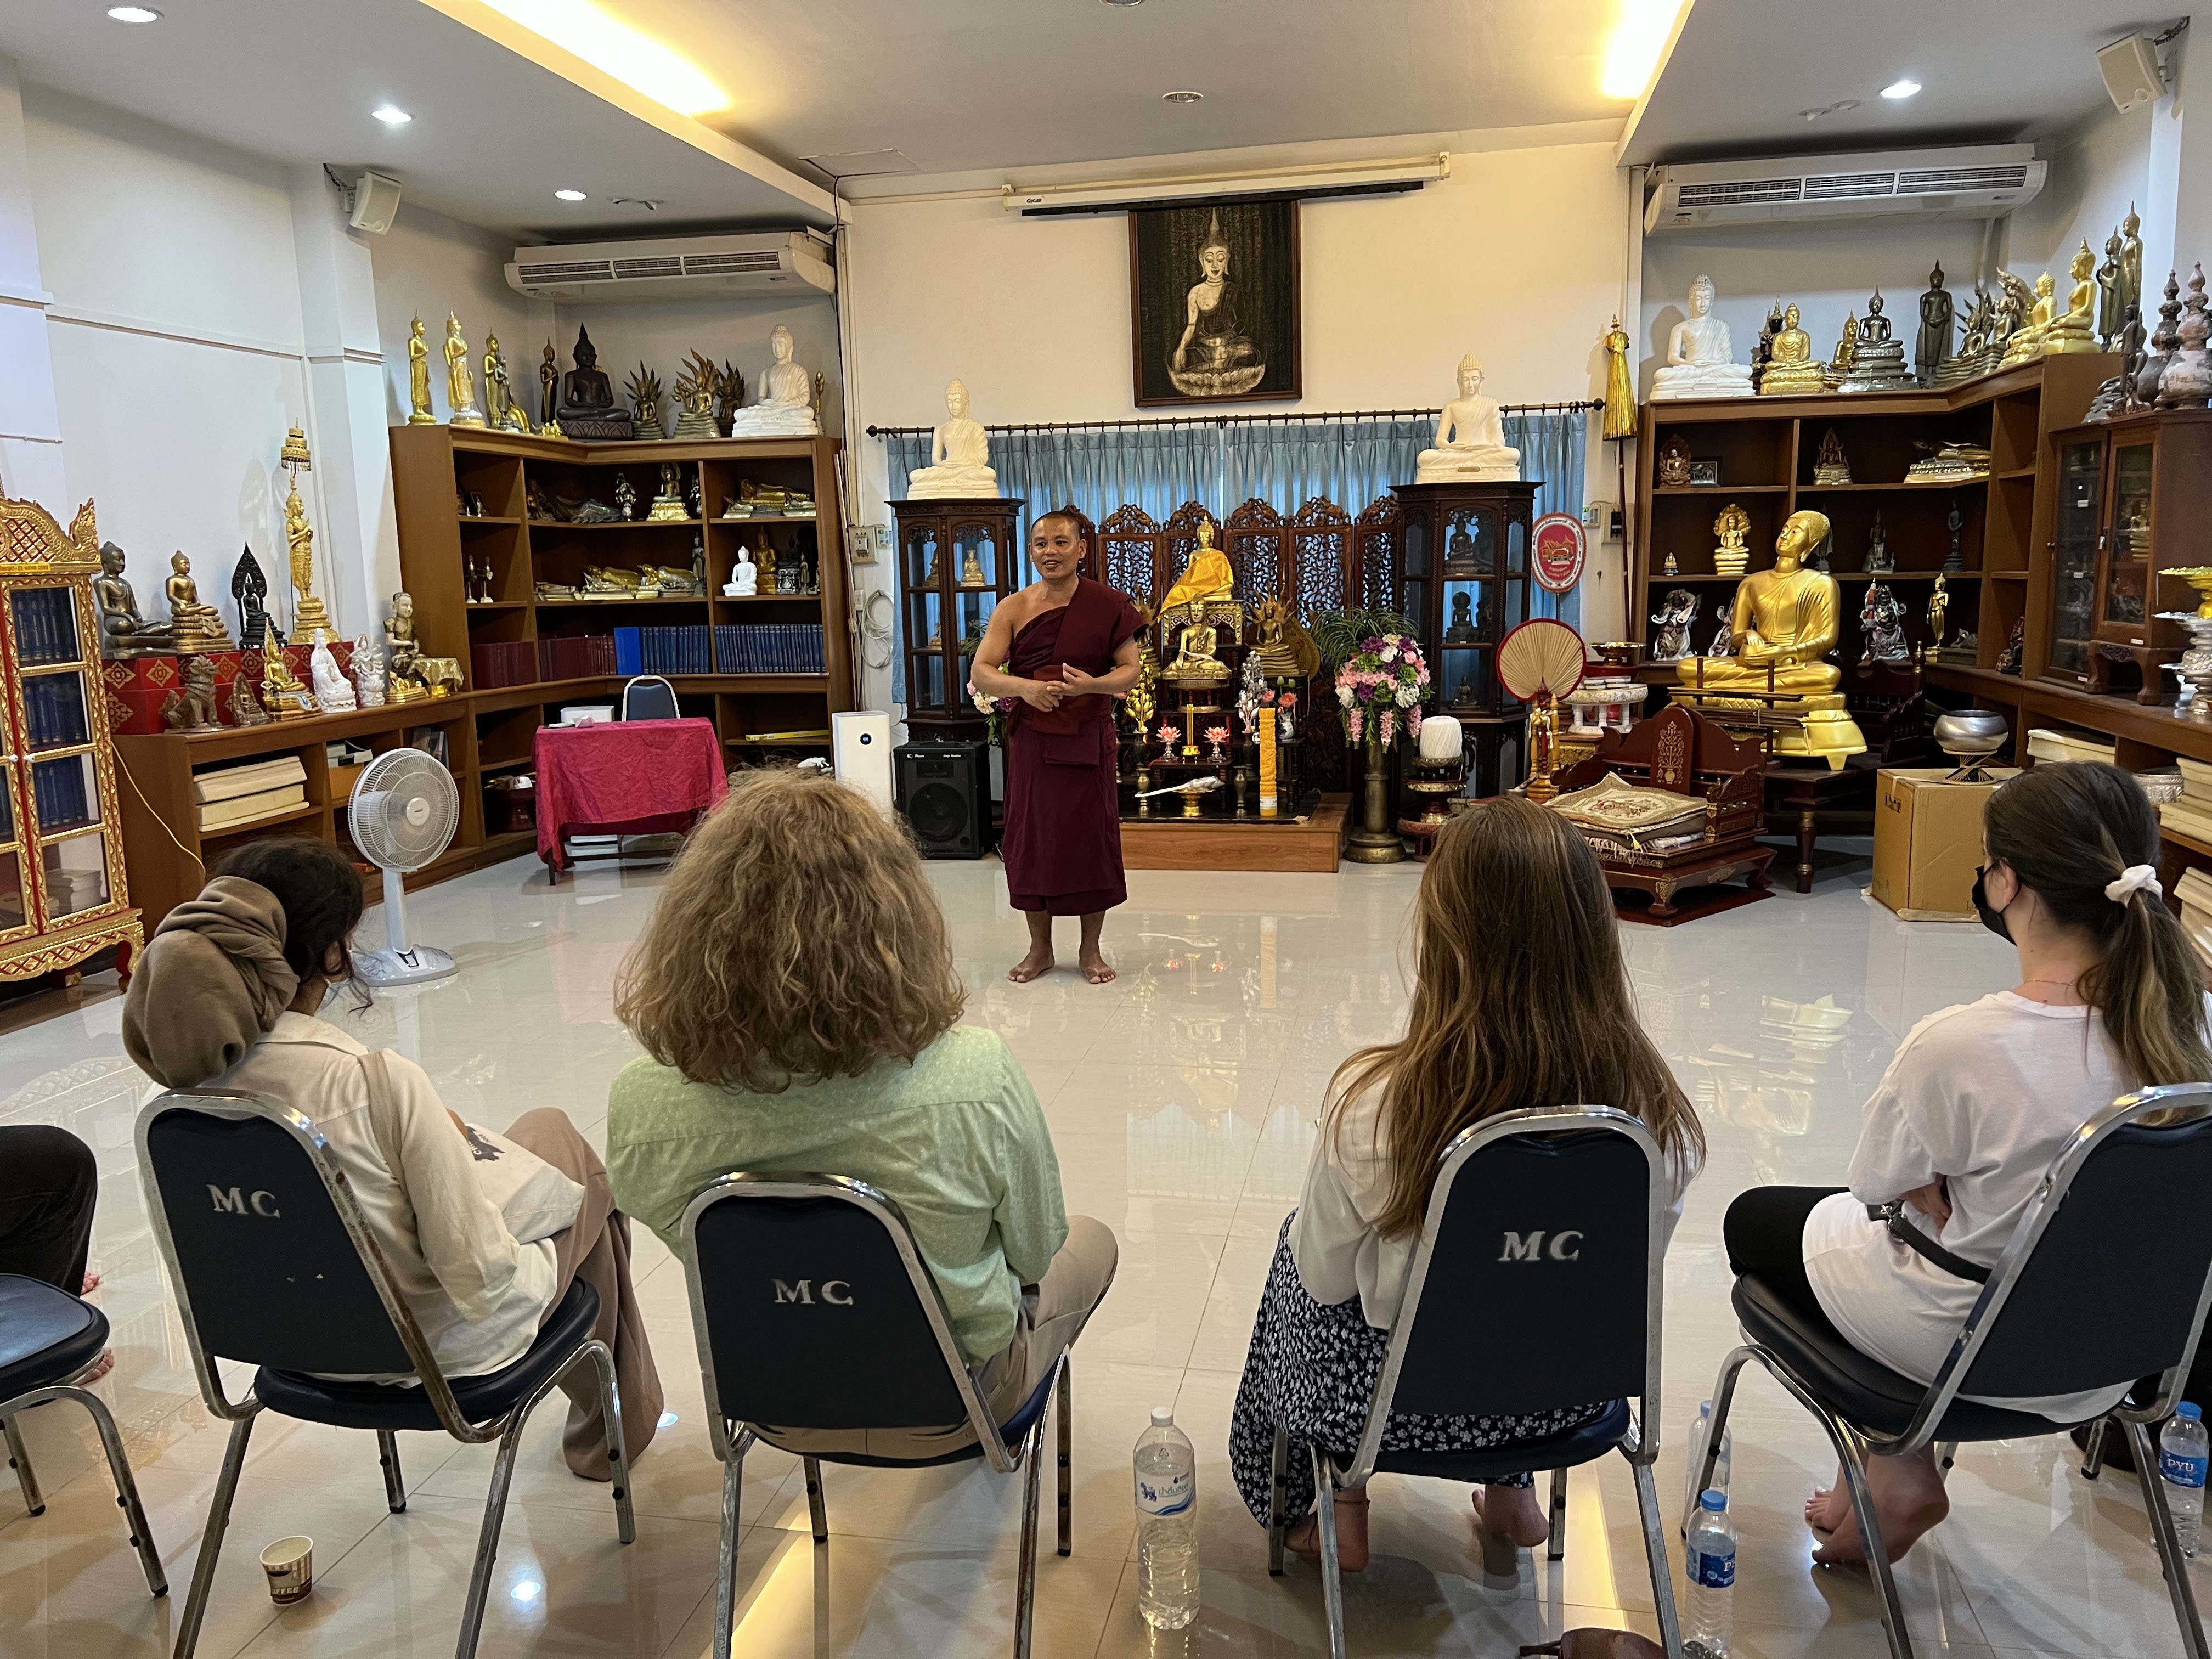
[2,847,2194,1656]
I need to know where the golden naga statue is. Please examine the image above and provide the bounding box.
[1672,508,1866,766]
[1160,520,1234,615]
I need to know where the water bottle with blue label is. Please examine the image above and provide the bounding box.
[1135,1406,1198,1629]
[2161,1402,2209,1558]
[1684,1488,1736,1658]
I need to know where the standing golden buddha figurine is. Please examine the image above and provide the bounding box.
[279,427,333,640]
[444,314,484,426]
[406,315,436,425]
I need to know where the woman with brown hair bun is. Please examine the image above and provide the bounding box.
[607,768,1116,1459]
[1726,760,2212,1566]
[1227,796,1705,1577]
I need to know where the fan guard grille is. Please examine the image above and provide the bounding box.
[349,748,461,873]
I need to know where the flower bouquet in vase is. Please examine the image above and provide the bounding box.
[1328,627,1430,864]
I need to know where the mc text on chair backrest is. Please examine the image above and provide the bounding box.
[1391,1127,1652,1419]
[690,1189,969,1431]
[142,1101,413,1375]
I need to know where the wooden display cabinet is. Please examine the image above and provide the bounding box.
[0,496,143,983]
[890,496,1021,739]
[1392,479,1538,797]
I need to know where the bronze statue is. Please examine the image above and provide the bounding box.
[539,340,560,428]
[1916,264,1954,383]
[166,552,233,653]
[230,545,279,651]
[93,541,173,658]
[228,674,271,727]
[554,325,634,439]
[161,655,221,731]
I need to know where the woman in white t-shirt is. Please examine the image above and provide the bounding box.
[1227,798,1705,1579]
[1726,761,2212,1566]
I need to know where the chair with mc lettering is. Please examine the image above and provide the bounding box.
[134,1088,634,1659]
[680,1172,1074,1659]
[1264,1106,1685,1659]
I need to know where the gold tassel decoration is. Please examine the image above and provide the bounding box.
[1602,316,1637,440]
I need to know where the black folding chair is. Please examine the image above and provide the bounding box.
[0,1273,166,1596]
[1706,1083,2212,1659]
[680,1172,1074,1659]
[135,1088,635,1659]
[1266,1106,1683,1659]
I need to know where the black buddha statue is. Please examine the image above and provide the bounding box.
[555,325,634,440]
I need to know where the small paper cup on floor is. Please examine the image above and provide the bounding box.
[259,1536,313,1604]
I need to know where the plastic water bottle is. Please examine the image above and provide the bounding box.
[1135,1406,1198,1630]
[1682,1398,1734,1537]
[2161,1402,2209,1558]
[1684,1488,1736,1659]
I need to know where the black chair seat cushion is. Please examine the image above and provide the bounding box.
[0,1274,109,1399]
[255,1279,599,1431]
[764,1360,1062,1470]
[1372,1398,1633,1483]
[1733,1272,2064,1443]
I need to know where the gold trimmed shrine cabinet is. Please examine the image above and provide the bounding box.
[0,497,143,983]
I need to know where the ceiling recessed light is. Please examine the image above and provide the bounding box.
[106,5,161,19]
[1162,89,1204,104]
[554,189,588,201]
[371,105,413,126]
[1881,79,1922,100]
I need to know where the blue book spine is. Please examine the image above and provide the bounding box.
[614,627,641,676]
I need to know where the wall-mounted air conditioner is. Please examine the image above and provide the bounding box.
[505,231,834,302]
[1644,144,2046,233]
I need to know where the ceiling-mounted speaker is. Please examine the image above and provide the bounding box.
[349,170,403,235]
[2098,34,2166,113]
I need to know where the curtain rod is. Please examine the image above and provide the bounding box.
[864,400,1601,438]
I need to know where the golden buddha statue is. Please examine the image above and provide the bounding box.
[1672,509,1866,766]
[2040,240,2100,355]
[1160,520,1233,616]
[1759,304,1826,396]
[283,466,332,640]
[1163,617,1231,683]
[2001,273,2059,366]
[262,642,314,718]
[1824,313,1859,390]
[165,551,233,653]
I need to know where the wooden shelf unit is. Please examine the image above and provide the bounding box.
[1634,356,2114,667]
[392,425,853,826]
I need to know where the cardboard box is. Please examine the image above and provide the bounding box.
[1871,767,2021,921]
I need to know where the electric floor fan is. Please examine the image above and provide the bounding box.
[348,746,460,985]
[1497,618,1587,801]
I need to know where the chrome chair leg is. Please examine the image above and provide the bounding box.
[2,1407,42,1514]
[1056,1357,1073,1558]
[2081,1416,2111,1481]
[1265,1420,1289,1576]
[1013,1409,1049,1659]
[2132,1418,2212,1659]
[377,1429,407,1513]
[1548,1466,1568,1562]
[1311,1443,1347,1659]
[65,1385,168,1595]
[1628,1451,1684,1659]
[803,1456,828,1543]
[713,1448,744,1659]
[173,1409,256,1659]
[580,1339,635,1544]
[454,1416,528,1659]
[1835,1425,1913,1659]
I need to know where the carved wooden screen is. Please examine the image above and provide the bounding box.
[1289,497,1349,617]
[1099,504,1161,602]
[1352,495,1403,615]
[1222,498,1286,608]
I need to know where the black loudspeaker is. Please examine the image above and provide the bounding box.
[895,740,989,859]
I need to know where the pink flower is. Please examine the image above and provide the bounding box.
[1156,723,1180,744]
[1204,725,1230,746]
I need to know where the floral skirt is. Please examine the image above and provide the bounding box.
[1227,1215,1612,1527]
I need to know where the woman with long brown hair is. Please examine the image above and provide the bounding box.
[1227,797,1704,1576]
[1726,760,2212,1566]
[606,768,1116,1458]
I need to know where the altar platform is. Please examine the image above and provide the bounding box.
[1120,792,1346,874]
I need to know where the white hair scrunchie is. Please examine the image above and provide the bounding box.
[2106,864,2163,904]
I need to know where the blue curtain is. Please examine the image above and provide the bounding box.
[887,411,1587,698]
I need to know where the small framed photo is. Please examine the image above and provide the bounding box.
[1687,460,1723,487]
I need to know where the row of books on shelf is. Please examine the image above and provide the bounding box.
[22,674,90,751]
[469,636,624,689]
[2159,757,2212,851]
[10,588,81,666]
[28,757,93,833]
[706,624,826,675]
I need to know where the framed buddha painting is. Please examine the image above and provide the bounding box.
[1128,198,1301,408]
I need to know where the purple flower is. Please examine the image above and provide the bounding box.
[1356,683,1374,702]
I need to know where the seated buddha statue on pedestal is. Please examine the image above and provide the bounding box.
[555,325,635,440]
[1652,274,1756,400]
[905,379,999,498]
[2001,273,2060,368]
[1672,509,1866,767]
[1160,520,1234,617]
[1164,618,1231,683]
[2040,241,2101,356]
[1414,354,1520,482]
[1758,304,1827,396]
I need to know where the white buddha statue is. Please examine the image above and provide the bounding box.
[724,545,757,596]
[310,630,357,712]
[1652,274,1756,400]
[905,379,1000,498]
[726,324,820,436]
[1414,354,1520,483]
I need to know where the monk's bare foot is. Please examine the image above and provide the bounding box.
[1810,1450,1948,1566]
[1008,948,1055,984]
[1285,1491,1369,1571]
[1080,948,1116,984]
[80,1271,101,1295]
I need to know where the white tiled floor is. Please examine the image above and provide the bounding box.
[0,840,2193,1655]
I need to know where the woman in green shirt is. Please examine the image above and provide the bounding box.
[606,767,1117,1459]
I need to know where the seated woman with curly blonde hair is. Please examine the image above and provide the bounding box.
[607,768,1116,1458]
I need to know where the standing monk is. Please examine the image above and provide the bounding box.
[970,510,1144,984]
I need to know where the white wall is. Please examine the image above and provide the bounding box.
[370,202,550,428]
[545,292,841,441]
[842,139,1636,708]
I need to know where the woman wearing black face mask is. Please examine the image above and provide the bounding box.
[1722,761,2211,1567]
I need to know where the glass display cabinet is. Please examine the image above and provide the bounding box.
[1391,479,1539,797]
[890,496,1022,738]
[2045,410,2212,704]
[0,495,142,984]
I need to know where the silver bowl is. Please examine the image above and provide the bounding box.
[1934,709,2010,759]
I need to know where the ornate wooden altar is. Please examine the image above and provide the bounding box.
[0,496,144,984]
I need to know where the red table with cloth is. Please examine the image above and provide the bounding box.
[531,719,727,874]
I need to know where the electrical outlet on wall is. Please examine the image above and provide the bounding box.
[848,524,882,565]
[1584,501,1623,542]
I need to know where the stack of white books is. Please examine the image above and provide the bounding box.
[2178,866,2212,970]
[2160,758,2212,846]
[194,756,308,832]
[2024,727,2119,765]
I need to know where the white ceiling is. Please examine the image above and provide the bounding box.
[1620,0,2168,165]
[0,0,833,238]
